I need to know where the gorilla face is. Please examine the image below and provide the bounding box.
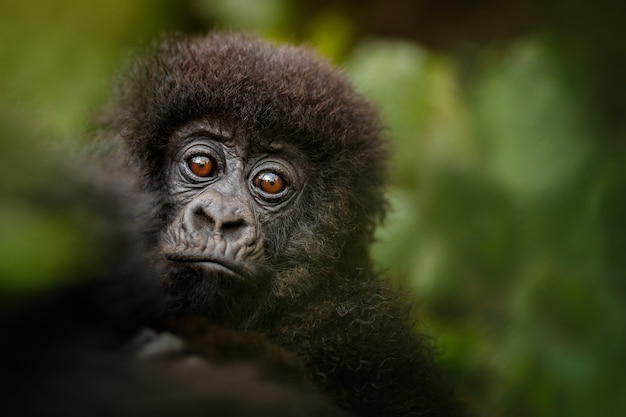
[158,119,311,323]
[162,119,305,275]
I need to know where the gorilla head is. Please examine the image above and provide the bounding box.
[104,33,388,326]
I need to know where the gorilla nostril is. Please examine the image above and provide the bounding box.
[193,206,216,227]
[223,219,245,230]
[217,218,248,240]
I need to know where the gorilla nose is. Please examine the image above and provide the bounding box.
[185,193,255,242]
[193,206,245,235]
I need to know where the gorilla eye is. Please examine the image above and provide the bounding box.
[187,155,215,177]
[253,171,286,194]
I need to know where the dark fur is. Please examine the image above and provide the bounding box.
[100,32,464,416]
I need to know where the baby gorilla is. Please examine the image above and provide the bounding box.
[101,32,465,416]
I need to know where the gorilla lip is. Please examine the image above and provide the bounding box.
[165,254,246,280]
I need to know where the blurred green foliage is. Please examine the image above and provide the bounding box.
[1,1,624,416]
[0,110,119,295]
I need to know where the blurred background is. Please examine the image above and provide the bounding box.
[1,1,625,416]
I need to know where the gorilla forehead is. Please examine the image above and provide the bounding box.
[115,32,384,163]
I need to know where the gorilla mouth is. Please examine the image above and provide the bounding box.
[165,254,246,281]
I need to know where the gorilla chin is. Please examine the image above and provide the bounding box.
[163,261,272,323]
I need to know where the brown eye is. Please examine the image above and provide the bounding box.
[187,155,215,177]
[253,171,286,194]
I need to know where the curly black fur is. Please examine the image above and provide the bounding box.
[99,32,465,417]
